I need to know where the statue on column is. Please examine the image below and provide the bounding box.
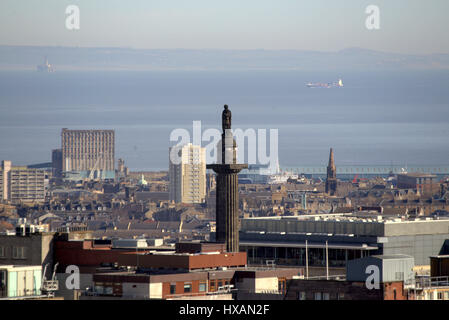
[222,105,232,132]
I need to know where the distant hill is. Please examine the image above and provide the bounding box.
[1,45,448,71]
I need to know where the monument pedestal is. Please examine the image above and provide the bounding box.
[207,163,247,253]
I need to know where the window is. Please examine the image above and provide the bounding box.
[94,285,104,294]
[12,247,26,259]
[314,292,322,300]
[0,247,4,258]
[104,287,113,295]
[199,282,207,292]
[184,283,192,293]
[278,280,286,293]
[210,280,216,292]
[170,284,176,295]
[217,280,223,289]
[297,291,306,300]
[323,293,330,300]
[337,293,345,300]
[0,271,6,290]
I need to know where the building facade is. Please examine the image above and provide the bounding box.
[240,214,449,267]
[51,149,63,178]
[0,265,43,298]
[0,160,45,203]
[284,278,409,300]
[169,143,206,204]
[397,173,439,196]
[61,129,115,180]
[0,231,54,279]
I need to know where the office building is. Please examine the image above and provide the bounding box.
[0,224,54,281]
[240,213,449,267]
[169,143,206,204]
[61,128,115,180]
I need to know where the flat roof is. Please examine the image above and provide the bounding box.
[370,254,414,260]
[242,214,449,224]
[240,241,378,250]
[398,172,437,178]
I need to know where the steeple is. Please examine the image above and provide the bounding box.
[327,148,336,179]
[325,148,337,195]
[328,148,335,169]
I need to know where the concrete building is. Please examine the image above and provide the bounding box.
[240,213,449,267]
[169,143,206,204]
[51,149,63,178]
[61,128,115,180]
[0,228,54,279]
[346,254,415,284]
[0,160,45,203]
[0,265,43,298]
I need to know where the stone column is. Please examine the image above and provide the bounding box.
[207,164,247,252]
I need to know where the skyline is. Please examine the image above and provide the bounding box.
[1,2,449,305]
[1,1,449,54]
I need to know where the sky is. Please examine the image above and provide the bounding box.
[0,0,449,54]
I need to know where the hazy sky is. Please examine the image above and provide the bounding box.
[1,0,448,54]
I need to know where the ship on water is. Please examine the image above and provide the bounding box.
[37,57,54,72]
[306,79,343,88]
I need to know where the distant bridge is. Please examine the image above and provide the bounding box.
[281,165,449,176]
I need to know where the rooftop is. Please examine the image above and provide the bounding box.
[370,254,414,260]
[242,213,449,224]
[398,172,437,178]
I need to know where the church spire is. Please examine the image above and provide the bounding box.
[326,148,337,195]
[328,148,335,169]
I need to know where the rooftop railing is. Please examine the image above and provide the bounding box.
[406,276,449,289]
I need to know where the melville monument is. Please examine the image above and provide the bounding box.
[207,105,248,252]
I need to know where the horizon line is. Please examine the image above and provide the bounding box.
[1,44,448,56]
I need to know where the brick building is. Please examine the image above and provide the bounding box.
[284,278,409,300]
